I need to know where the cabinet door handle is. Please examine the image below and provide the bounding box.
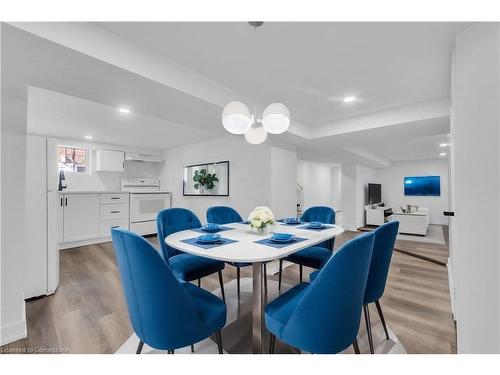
[60,198,63,207]
[110,197,120,200]
[111,225,120,229]
[110,210,120,214]
[65,198,68,206]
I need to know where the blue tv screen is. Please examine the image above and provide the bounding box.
[404,176,440,196]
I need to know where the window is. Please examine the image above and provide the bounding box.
[58,146,88,173]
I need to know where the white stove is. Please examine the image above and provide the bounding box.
[121,178,171,235]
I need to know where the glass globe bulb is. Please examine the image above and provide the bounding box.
[244,125,268,145]
[222,101,252,134]
[262,103,290,134]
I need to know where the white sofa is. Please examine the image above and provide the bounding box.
[391,207,429,236]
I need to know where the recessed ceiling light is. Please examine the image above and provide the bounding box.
[118,107,131,114]
[84,135,93,140]
[440,152,447,156]
[343,96,356,103]
[439,143,449,147]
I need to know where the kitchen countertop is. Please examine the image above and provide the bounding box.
[58,190,128,195]
[58,190,171,194]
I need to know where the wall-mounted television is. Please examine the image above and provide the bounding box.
[404,176,440,196]
[368,183,382,204]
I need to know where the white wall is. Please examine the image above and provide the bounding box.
[376,159,450,225]
[341,164,357,230]
[297,160,333,211]
[270,147,297,219]
[356,164,377,228]
[160,135,297,223]
[38,136,163,191]
[331,166,342,209]
[340,163,376,230]
[1,23,28,344]
[451,23,500,353]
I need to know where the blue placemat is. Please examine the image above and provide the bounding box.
[181,237,238,249]
[297,224,335,231]
[278,219,303,226]
[254,236,308,248]
[191,226,234,234]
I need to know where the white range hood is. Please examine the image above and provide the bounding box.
[125,152,163,163]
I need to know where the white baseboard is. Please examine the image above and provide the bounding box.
[0,302,27,346]
[430,218,449,226]
[58,236,112,250]
[343,224,359,231]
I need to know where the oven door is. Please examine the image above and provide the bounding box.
[130,193,171,223]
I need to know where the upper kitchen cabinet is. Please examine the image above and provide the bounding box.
[95,149,125,172]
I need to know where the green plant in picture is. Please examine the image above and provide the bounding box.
[193,168,219,191]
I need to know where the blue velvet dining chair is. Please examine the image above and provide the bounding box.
[309,221,399,354]
[266,231,375,354]
[362,220,399,353]
[278,206,336,290]
[111,228,226,354]
[206,206,256,296]
[157,208,226,302]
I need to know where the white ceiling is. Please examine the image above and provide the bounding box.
[27,87,216,150]
[10,22,460,165]
[99,22,468,126]
[282,116,450,165]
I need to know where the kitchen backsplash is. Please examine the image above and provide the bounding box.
[64,159,163,191]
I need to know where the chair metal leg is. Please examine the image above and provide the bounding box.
[136,340,144,354]
[190,344,195,353]
[352,339,360,354]
[299,264,303,283]
[263,262,268,293]
[237,266,241,297]
[269,333,276,354]
[363,304,374,354]
[278,259,283,291]
[375,300,390,340]
[218,270,226,302]
[215,330,223,354]
[198,278,201,287]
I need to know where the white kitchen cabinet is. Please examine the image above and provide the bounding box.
[99,192,130,237]
[95,149,124,172]
[58,192,130,248]
[99,192,129,204]
[100,203,129,220]
[99,219,129,237]
[62,194,100,242]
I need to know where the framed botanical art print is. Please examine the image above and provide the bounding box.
[183,161,229,196]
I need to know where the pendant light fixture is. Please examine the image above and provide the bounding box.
[262,103,291,134]
[221,22,291,144]
[222,101,253,134]
[244,123,268,144]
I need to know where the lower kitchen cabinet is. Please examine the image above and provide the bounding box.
[99,219,129,237]
[62,194,100,242]
[59,192,130,248]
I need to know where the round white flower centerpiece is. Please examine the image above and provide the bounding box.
[248,206,275,235]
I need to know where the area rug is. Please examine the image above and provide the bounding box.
[358,224,445,245]
[396,224,445,245]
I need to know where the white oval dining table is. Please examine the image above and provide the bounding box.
[165,222,345,353]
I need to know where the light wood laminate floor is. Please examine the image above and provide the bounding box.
[1,228,456,354]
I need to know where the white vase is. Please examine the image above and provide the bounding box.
[251,224,275,235]
[252,226,269,235]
